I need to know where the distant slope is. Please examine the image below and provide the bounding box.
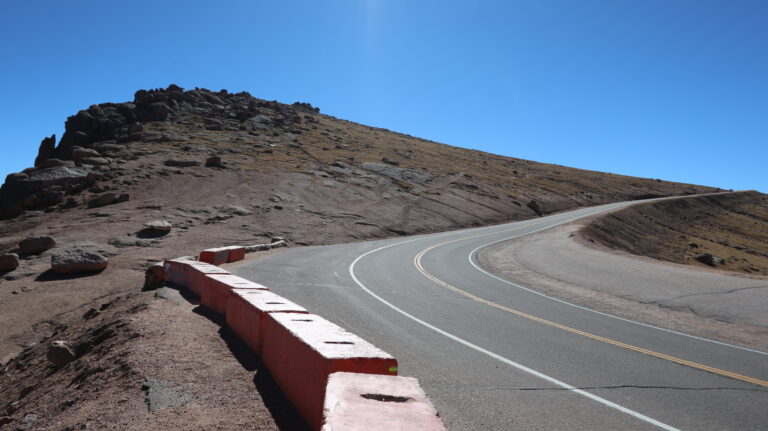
[581,191,768,276]
[1,84,716,244]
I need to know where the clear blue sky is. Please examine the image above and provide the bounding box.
[1,1,766,191]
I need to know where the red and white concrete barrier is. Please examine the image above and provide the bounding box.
[322,372,447,431]
[226,289,308,354]
[262,313,399,429]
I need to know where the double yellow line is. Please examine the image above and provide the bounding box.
[412,225,768,388]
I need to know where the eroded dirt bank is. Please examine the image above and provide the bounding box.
[581,191,768,276]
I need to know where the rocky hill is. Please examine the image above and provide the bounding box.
[0,85,720,430]
[581,191,768,276]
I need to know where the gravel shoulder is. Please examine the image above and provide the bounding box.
[478,220,768,352]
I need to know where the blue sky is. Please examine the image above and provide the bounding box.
[1,1,766,191]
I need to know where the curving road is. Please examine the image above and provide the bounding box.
[234,201,768,430]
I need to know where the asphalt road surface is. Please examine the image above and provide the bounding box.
[234,201,768,430]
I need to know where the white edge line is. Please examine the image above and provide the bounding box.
[464,211,768,356]
[349,236,680,431]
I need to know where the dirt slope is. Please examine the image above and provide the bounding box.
[581,191,768,276]
[0,85,719,429]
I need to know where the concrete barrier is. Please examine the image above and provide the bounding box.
[199,246,246,265]
[262,313,398,430]
[186,262,231,297]
[225,289,308,354]
[322,372,447,431]
[201,274,269,315]
[228,246,246,263]
[163,257,195,286]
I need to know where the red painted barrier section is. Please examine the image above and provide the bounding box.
[262,313,398,430]
[225,289,308,354]
[322,372,447,431]
[199,246,247,265]
[228,247,246,263]
[186,262,230,297]
[200,274,269,315]
[199,247,230,265]
[163,258,194,286]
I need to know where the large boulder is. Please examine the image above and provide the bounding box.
[144,220,172,232]
[19,236,57,255]
[0,254,19,271]
[0,166,90,218]
[51,249,108,274]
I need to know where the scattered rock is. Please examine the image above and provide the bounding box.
[144,220,172,232]
[205,156,223,168]
[16,413,39,431]
[0,416,10,425]
[382,157,400,166]
[222,205,253,216]
[51,249,109,274]
[694,253,725,266]
[107,237,151,248]
[688,242,700,248]
[143,262,165,291]
[0,254,19,271]
[164,159,201,167]
[270,193,299,204]
[19,236,57,255]
[87,192,128,208]
[47,340,76,367]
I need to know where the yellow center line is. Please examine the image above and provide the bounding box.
[412,230,768,389]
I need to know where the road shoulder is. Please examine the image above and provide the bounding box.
[477,220,768,352]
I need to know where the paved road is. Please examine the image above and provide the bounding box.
[234,201,768,430]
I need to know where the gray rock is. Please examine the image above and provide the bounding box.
[19,236,57,255]
[223,205,253,216]
[16,413,38,430]
[71,146,101,162]
[694,253,725,266]
[107,237,150,248]
[142,378,192,412]
[0,254,19,271]
[164,159,201,167]
[0,166,89,218]
[361,162,434,184]
[41,158,75,168]
[81,157,110,166]
[144,220,172,232]
[46,340,75,367]
[51,249,108,274]
[270,193,299,204]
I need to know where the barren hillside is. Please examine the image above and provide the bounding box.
[0,85,719,429]
[581,191,768,276]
